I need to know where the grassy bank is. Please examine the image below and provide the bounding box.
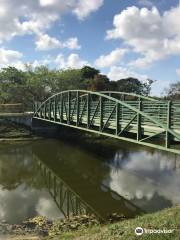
[49,204,180,240]
[3,205,179,240]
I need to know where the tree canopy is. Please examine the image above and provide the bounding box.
[0,65,155,108]
[164,81,180,100]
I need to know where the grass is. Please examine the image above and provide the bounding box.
[48,204,180,240]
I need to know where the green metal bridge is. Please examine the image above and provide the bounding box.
[33,90,180,154]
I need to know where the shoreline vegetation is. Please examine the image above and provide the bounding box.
[0,204,179,240]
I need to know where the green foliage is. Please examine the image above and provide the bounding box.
[0,65,154,109]
[109,77,151,95]
[88,74,110,91]
[164,81,180,100]
[81,66,99,79]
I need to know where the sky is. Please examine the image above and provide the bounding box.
[0,0,180,96]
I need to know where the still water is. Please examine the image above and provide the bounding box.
[0,138,180,224]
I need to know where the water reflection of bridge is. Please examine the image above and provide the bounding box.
[34,153,144,221]
[36,158,103,220]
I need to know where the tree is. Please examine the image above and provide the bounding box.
[88,74,110,91]
[164,81,180,100]
[53,69,85,92]
[109,78,145,95]
[0,65,156,110]
[81,66,99,79]
[143,79,155,96]
[0,66,26,84]
[0,67,26,103]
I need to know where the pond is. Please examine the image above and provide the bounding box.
[0,137,179,224]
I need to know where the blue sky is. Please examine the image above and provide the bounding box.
[0,0,180,96]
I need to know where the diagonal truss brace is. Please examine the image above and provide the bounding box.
[118,114,137,136]
[140,131,165,142]
[79,98,87,123]
[101,105,116,132]
[89,99,100,127]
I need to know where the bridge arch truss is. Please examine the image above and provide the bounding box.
[33,90,180,154]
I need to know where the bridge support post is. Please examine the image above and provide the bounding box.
[44,103,46,119]
[166,100,172,148]
[116,103,120,135]
[68,91,71,124]
[60,94,63,122]
[76,91,79,126]
[40,102,43,118]
[87,93,90,128]
[99,96,103,131]
[49,99,51,120]
[54,96,57,121]
[137,100,142,141]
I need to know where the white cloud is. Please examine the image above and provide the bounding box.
[63,37,81,50]
[176,69,180,76]
[0,48,24,69]
[73,0,104,20]
[35,34,81,51]
[35,34,62,50]
[106,6,180,68]
[0,51,87,70]
[0,185,60,223]
[0,0,104,43]
[39,0,59,7]
[30,58,52,68]
[55,53,88,69]
[95,48,128,68]
[0,0,58,42]
[107,66,148,81]
[103,151,180,205]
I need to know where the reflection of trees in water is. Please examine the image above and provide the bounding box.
[0,143,61,224]
[0,143,46,190]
